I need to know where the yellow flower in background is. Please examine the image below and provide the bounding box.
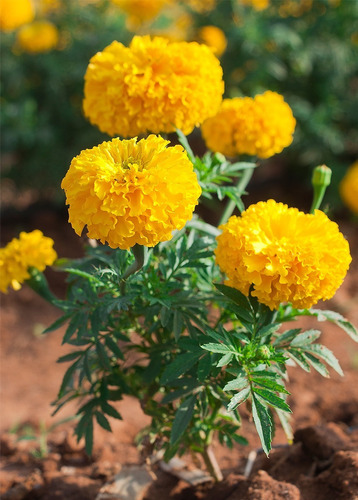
[215,200,351,310]
[34,0,61,15]
[0,0,34,31]
[83,35,224,138]
[0,230,57,293]
[183,0,216,13]
[61,135,202,250]
[198,26,227,57]
[340,161,358,215]
[16,20,59,53]
[111,0,169,27]
[240,0,269,11]
[201,91,296,159]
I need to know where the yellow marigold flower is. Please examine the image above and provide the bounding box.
[240,0,269,11]
[340,161,358,215]
[16,20,59,53]
[83,35,224,138]
[111,0,168,27]
[201,91,296,159]
[198,26,227,57]
[0,0,34,31]
[0,230,57,293]
[215,200,351,310]
[184,0,216,13]
[61,135,202,250]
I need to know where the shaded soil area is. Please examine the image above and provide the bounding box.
[1,210,358,499]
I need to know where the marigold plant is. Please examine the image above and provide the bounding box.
[201,91,296,158]
[0,0,34,31]
[197,25,227,57]
[340,161,358,215]
[16,20,59,53]
[83,35,224,137]
[0,230,57,293]
[61,135,202,250]
[215,199,351,310]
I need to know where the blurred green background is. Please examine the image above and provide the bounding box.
[1,0,357,212]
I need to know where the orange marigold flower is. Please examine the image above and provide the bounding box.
[240,0,269,11]
[198,25,227,57]
[61,135,202,250]
[0,230,57,293]
[83,35,224,137]
[215,200,351,310]
[16,20,59,53]
[0,0,34,31]
[111,0,169,27]
[202,91,296,159]
[340,161,358,215]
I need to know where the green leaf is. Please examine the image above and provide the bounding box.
[251,394,272,455]
[160,305,171,328]
[201,343,232,354]
[197,354,213,381]
[57,351,83,363]
[95,411,112,432]
[224,376,248,392]
[170,394,196,445]
[273,328,302,346]
[176,129,195,163]
[304,352,330,377]
[309,309,358,342]
[160,352,201,384]
[253,388,291,413]
[215,284,251,312]
[173,310,184,341]
[216,352,234,367]
[252,378,290,395]
[275,408,293,443]
[96,342,111,370]
[104,336,124,360]
[290,329,321,347]
[58,359,80,398]
[227,386,250,411]
[100,402,122,420]
[287,349,311,372]
[250,370,279,379]
[85,418,94,456]
[43,313,72,334]
[306,344,343,376]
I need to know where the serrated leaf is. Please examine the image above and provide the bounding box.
[287,349,311,372]
[58,359,80,398]
[252,378,290,395]
[101,401,122,420]
[173,310,184,341]
[170,395,196,445]
[104,336,124,360]
[304,352,330,377]
[215,284,252,312]
[95,411,112,432]
[273,328,302,346]
[200,343,232,354]
[290,329,321,347]
[227,386,250,411]
[252,394,272,455]
[217,352,234,367]
[43,313,72,334]
[160,305,171,328]
[254,388,291,412]
[250,370,279,379]
[304,309,358,342]
[197,354,213,381]
[224,376,248,392]
[96,342,111,370]
[160,352,201,384]
[306,344,343,376]
[57,351,83,363]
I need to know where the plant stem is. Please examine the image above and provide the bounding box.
[201,445,223,482]
[218,167,255,226]
[120,244,146,294]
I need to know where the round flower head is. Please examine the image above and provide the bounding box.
[0,0,34,31]
[215,200,351,310]
[16,21,59,53]
[61,135,202,250]
[0,230,57,293]
[198,26,227,57]
[111,0,168,27]
[201,91,296,159]
[83,35,224,137]
[340,161,358,215]
[240,0,270,11]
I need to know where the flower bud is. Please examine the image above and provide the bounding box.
[312,165,332,189]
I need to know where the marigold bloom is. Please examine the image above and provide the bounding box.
[83,35,224,137]
[240,0,269,11]
[61,135,202,250]
[340,161,358,215]
[16,20,59,53]
[198,26,227,57]
[0,230,57,293]
[201,91,296,159]
[215,200,351,310]
[111,0,168,27]
[0,0,34,31]
[183,0,216,12]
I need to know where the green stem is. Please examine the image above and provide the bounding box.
[201,445,223,482]
[120,244,146,294]
[218,167,255,226]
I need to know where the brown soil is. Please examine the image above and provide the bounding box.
[1,210,358,499]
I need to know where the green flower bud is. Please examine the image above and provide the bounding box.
[312,165,332,189]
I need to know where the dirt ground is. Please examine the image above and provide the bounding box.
[1,209,358,499]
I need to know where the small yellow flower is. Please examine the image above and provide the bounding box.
[0,0,34,31]
[198,26,227,57]
[61,135,202,250]
[183,0,216,13]
[111,0,168,27]
[83,35,224,138]
[340,161,358,215]
[16,20,59,53]
[215,200,351,310]
[201,91,296,159]
[240,0,269,11]
[0,230,57,293]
